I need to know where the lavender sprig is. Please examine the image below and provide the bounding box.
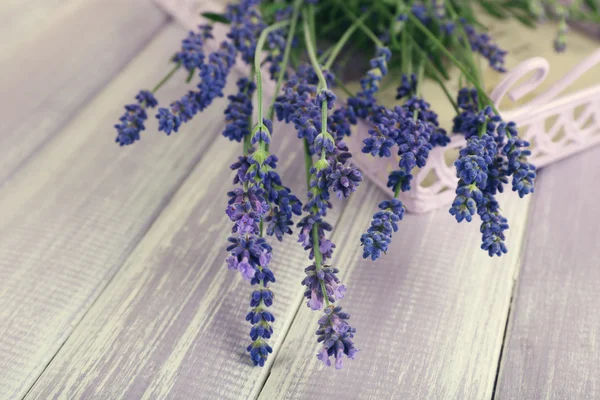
[360,199,405,261]
[451,99,536,256]
[114,90,158,146]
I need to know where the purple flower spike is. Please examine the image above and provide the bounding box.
[114,90,158,146]
[360,199,405,261]
[315,306,358,369]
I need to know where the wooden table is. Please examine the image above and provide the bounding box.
[1,1,599,399]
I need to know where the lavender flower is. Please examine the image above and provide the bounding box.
[396,73,417,100]
[226,141,281,367]
[463,22,507,73]
[225,0,265,64]
[274,68,319,145]
[223,78,256,142]
[478,192,509,256]
[157,41,237,135]
[297,216,335,260]
[114,90,158,146]
[173,25,213,71]
[256,153,303,242]
[347,47,391,119]
[302,264,346,310]
[316,306,358,369]
[360,199,405,260]
[451,97,535,256]
[503,137,536,197]
[328,162,362,199]
[449,134,496,222]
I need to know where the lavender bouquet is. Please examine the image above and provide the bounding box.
[114,0,599,369]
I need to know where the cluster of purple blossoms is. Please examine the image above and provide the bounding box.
[356,46,451,262]
[226,118,303,366]
[363,96,448,194]
[274,64,335,149]
[275,62,360,368]
[451,96,536,256]
[115,0,264,143]
[114,90,158,146]
[223,78,256,142]
[173,24,213,71]
[360,199,405,261]
[225,0,265,64]
[225,157,275,367]
[347,47,391,119]
[157,41,237,136]
[316,306,358,369]
[258,153,303,242]
[462,22,507,73]
[396,73,417,100]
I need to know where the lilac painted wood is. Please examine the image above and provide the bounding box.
[495,145,600,400]
[25,100,347,400]
[0,0,167,185]
[0,25,234,399]
[258,185,531,400]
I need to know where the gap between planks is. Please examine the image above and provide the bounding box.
[495,145,600,400]
[0,23,234,400]
[257,182,532,399]
[0,0,168,187]
[23,49,349,399]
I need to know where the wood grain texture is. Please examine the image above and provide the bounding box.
[0,0,167,185]
[25,102,347,399]
[259,184,531,400]
[495,145,600,400]
[0,25,234,399]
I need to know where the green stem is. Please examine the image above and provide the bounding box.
[407,34,459,113]
[333,0,384,48]
[303,122,329,308]
[302,11,328,91]
[308,4,317,47]
[303,139,312,188]
[445,1,481,82]
[312,223,330,307]
[243,64,256,156]
[394,182,402,198]
[407,13,499,114]
[253,20,291,150]
[267,0,302,122]
[185,68,195,83]
[152,62,181,93]
[318,45,334,65]
[323,12,371,70]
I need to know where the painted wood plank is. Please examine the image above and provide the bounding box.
[0,0,75,47]
[258,184,531,399]
[25,100,347,399]
[495,145,600,400]
[0,24,237,399]
[0,0,167,185]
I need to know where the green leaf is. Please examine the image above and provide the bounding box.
[583,0,599,12]
[503,0,531,12]
[511,12,537,28]
[201,12,229,24]
[480,1,509,19]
